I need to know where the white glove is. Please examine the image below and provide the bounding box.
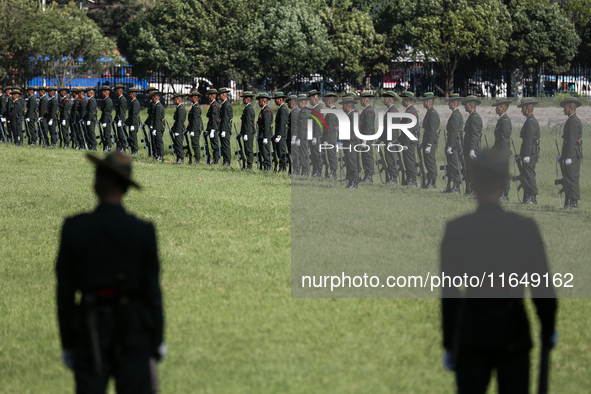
[221,131,226,138]
[425,145,431,153]
[291,139,295,145]
[174,133,179,136]
[130,126,135,131]
[157,343,167,362]
[61,120,66,126]
[469,150,476,159]
[312,138,317,145]
[48,119,53,126]
[37,117,43,122]
[117,120,122,127]
[102,123,107,128]
[446,146,452,155]
[274,136,280,143]
[86,121,90,126]
[152,130,156,136]
[291,135,296,143]
[1,117,5,122]
[210,130,215,138]
[26,118,30,122]
[402,145,408,151]
[523,156,530,164]
[243,134,248,141]
[263,138,268,145]
[565,158,572,166]
[296,139,301,147]
[387,142,394,147]
[190,132,194,137]
[360,141,367,148]
[61,349,75,369]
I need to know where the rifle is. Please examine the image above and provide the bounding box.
[440,132,449,189]
[22,118,31,144]
[511,138,523,203]
[77,121,88,150]
[376,146,389,184]
[57,122,64,148]
[36,119,48,147]
[234,125,246,169]
[458,136,467,187]
[183,129,192,163]
[398,148,406,184]
[554,139,566,207]
[255,136,262,170]
[115,121,130,153]
[140,123,152,157]
[203,131,210,164]
[97,122,107,150]
[165,120,176,159]
[0,119,7,145]
[538,345,551,394]
[416,136,427,188]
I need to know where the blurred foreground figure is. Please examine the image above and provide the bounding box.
[56,152,164,393]
[440,149,557,394]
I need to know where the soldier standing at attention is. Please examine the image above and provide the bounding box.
[99,85,114,152]
[205,88,220,165]
[296,94,310,176]
[491,98,513,201]
[58,87,72,148]
[239,91,256,169]
[272,92,289,172]
[419,92,440,189]
[218,87,233,166]
[1,86,12,129]
[85,87,97,151]
[151,91,165,161]
[516,98,540,204]
[357,92,376,182]
[70,88,80,148]
[38,87,49,146]
[114,84,128,152]
[47,87,59,148]
[56,151,165,393]
[321,93,338,178]
[7,88,23,147]
[287,95,299,174]
[126,87,141,155]
[306,90,323,177]
[559,97,583,209]
[256,93,273,171]
[187,89,203,164]
[143,86,157,134]
[444,93,463,193]
[379,91,400,184]
[25,86,38,145]
[440,148,557,394]
[461,95,483,195]
[0,86,6,136]
[399,91,420,186]
[340,96,360,189]
[171,92,186,164]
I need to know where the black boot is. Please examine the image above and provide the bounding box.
[564,195,570,208]
[406,177,417,186]
[362,174,373,183]
[386,175,397,184]
[426,179,436,189]
[570,199,579,209]
[349,180,358,189]
[450,182,461,193]
[499,190,509,201]
[528,195,537,204]
[329,170,337,179]
[345,180,352,189]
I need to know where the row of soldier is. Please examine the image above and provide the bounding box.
[1,85,583,208]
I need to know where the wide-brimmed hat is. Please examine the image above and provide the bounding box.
[286,94,297,102]
[11,88,22,95]
[240,91,255,98]
[189,89,202,97]
[206,88,218,95]
[339,96,357,106]
[491,98,512,107]
[560,97,581,108]
[470,148,509,176]
[99,85,112,91]
[151,91,162,97]
[87,152,140,189]
[218,87,231,95]
[272,92,287,99]
[58,86,69,92]
[322,93,338,101]
[127,87,140,93]
[26,86,37,91]
[359,91,375,98]
[399,91,416,101]
[296,94,307,101]
[343,91,359,99]
[71,87,81,93]
[418,92,437,101]
[4,85,13,91]
[146,86,157,92]
[382,91,399,100]
[308,89,320,97]
[38,86,48,91]
[446,93,462,102]
[172,92,184,99]
[113,84,125,90]
[85,87,96,92]
[517,98,538,108]
[256,92,271,100]
[461,95,481,105]
[47,86,57,91]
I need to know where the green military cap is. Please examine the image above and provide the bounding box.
[297,93,308,100]
[491,98,512,107]
[461,95,481,105]
[240,91,255,98]
[47,86,57,91]
[188,89,202,97]
[308,89,320,97]
[146,86,157,92]
[256,92,271,100]
[322,93,338,100]
[418,92,437,101]
[560,97,581,108]
[58,86,70,92]
[85,86,96,92]
[87,152,140,189]
[343,91,358,99]
[206,88,218,95]
[218,87,231,95]
[338,96,357,105]
[399,91,416,101]
[25,86,37,91]
[272,92,287,99]
[4,85,13,91]
[516,98,538,108]
[446,93,462,101]
[470,148,509,176]
[151,90,162,96]
[172,92,184,99]
[382,91,399,99]
[11,88,22,95]
[286,94,297,102]
[359,91,375,98]
[71,87,80,93]
[127,87,140,93]
[38,86,48,91]
[99,84,112,91]
[113,84,125,90]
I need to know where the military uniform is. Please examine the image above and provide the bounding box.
[38,90,50,146]
[273,93,289,172]
[297,97,311,176]
[58,88,72,147]
[461,96,483,194]
[257,93,273,170]
[46,89,59,146]
[321,95,338,178]
[70,89,81,148]
[187,90,203,164]
[99,86,114,151]
[358,93,376,182]
[85,89,97,151]
[399,92,420,185]
[491,99,513,198]
[206,93,221,164]
[7,91,24,146]
[152,98,165,160]
[126,92,141,154]
[560,98,583,208]
[240,92,256,169]
[171,94,186,162]
[517,99,540,203]
[25,88,39,145]
[378,92,400,184]
[218,91,233,165]
[340,97,360,188]
[289,97,301,175]
[420,94,441,188]
[114,87,128,151]
[444,95,464,192]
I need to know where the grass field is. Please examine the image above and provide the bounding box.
[1,109,591,392]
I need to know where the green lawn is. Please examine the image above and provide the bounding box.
[1,118,590,393]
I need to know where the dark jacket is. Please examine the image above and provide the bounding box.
[561,114,583,160]
[519,114,540,158]
[240,103,255,136]
[422,106,440,146]
[446,108,463,150]
[274,103,289,138]
[492,113,512,156]
[257,104,273,139]
[463,110,483,151]
[187,102,203,134]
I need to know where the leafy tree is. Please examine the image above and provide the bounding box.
[562,0,591,63]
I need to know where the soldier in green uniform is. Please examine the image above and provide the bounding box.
[38,87,49,146]
[113,84,128,152]
[46,87,59,147]
[440,148,557,394]
[70,88,81,148]
[287,95,298,174]
[379,91,400,184]
[205,88,220,165]
[171,92,186,164]
[187,89,203,164]
[491,98,513,201]
[151,91,165,161]
[218,87,233,166]
[444,93,463,193]
[461,95,483,195]
[257,93,273,171]
[85,87,97,151]
[304,90,322,176]
[239,91,256,169]
[419,92,441,188]
[7,89,23,146]
[516,98,540,204]
[559,97,583,209]
[126,87,141,155]
[357,92,375,182]
[25,86,38,145]
[340,96,360,189]
[272,92,289,172]
[1,86,12,132]
[99,85,114,152]
[296,94,309,176]
[56,151,165,394]
[0,86,6,136]
[320,93,338,178]
[399,91,420,186]
[58,87,72,148]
